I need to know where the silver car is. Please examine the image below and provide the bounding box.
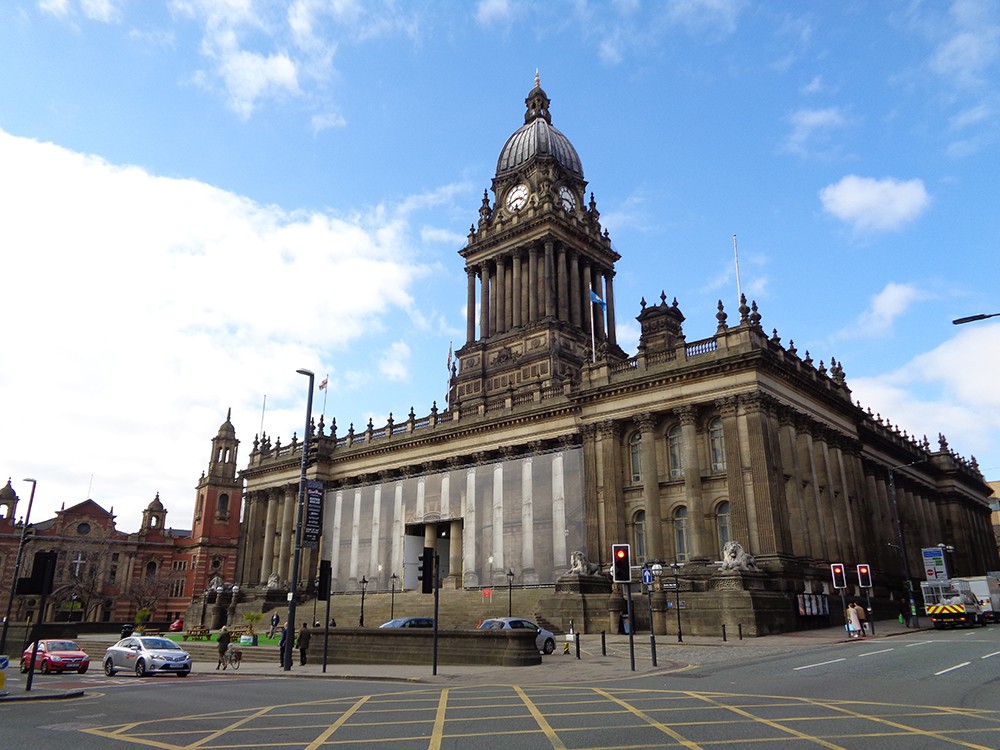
[103,636,192,677]
[478,617,556,654]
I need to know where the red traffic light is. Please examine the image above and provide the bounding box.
[615,548,626,559]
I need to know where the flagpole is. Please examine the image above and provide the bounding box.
[590,296,596,363]
[259,395,266,439]
[322,374,328,418]
[733,234,743,303]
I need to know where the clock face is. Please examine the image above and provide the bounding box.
[559,186,577,211]
[506,183,529,211]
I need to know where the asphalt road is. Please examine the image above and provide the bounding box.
[3,624,999,750]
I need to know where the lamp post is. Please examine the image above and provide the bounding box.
[669,562,683,643]
[937,543,956,579]
[283,368,314,671]
[888,464,921,628]
[390,573,398,620]
[953,312,1000,325]
[506,568,514,617]
[1,478,37,654]
[359,576,368,627]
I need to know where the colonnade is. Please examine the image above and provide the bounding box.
[464,241,617,347]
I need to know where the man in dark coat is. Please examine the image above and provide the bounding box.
[297,623,311,666]
[216,626,232,670]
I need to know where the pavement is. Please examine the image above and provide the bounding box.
[0,617,919,701]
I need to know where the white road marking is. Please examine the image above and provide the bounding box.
[934,661,970,675]
[793,658,846,671]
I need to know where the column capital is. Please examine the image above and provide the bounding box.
[633,412,656,433]
[674,404,697,426]
[715,395,739,418]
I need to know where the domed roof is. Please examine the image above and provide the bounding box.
[217,408,235,439]
[147,492,164,511]
[0,478,16,502]
[496,75,583,180]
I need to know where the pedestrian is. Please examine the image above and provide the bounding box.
[297,622,312,666]
[898,598,912,628]
[268,612,280,639]
[846,603,863,638]
[216,625,232,669]
[278,624,288,666]
[855,603,868,635]
[329,616,337,627]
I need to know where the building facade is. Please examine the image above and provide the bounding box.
[0,412,242,630]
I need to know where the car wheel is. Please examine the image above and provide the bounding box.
[104,660,117,676]
[543,638,555,655]
[41,660,52,674]
[78,665,88,675]
[135,660,147,678]
[19,660,28,674]
[176,671,189,678]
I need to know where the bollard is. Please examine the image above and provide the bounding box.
[738,623,743,640]
[576,632,581,660]
[722,623,727,642]
[601,630,606,656]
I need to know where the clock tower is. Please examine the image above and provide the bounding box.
[453,75,624,406]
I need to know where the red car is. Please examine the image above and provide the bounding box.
[20,639,90,674]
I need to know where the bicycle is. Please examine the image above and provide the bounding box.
[222,643,242,670]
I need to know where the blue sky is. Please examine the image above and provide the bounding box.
[2,0,999,532]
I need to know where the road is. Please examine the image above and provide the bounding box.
[2,625,999,749]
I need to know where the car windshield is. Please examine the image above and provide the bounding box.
[479,620,501,630]
[46,641,80,651]
[139,638,181,650]
[380,619,406,628]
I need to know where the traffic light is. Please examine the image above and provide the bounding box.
[611,544,631,583]
[857,563,872,589]
[317,559,331,601]
[418,547,435,594]
[830,562,847,589]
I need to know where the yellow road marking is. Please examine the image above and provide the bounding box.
[301,695,370,750]
[514,684,568,750]
[427,688,449,750]
[593,687,705,749]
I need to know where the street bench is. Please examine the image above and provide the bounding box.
[183,626,211,640]
[228,625,254,639]
[140,629,161,637]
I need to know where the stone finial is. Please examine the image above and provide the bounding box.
[749,300,761,327]
[738,293,750,323]
[716,299,728,332]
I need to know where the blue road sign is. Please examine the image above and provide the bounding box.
[642,568,653,585]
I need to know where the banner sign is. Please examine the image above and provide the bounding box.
[302,480,324,549]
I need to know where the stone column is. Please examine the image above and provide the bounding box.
[391,482,403,585]
[581,424,602,559]
[598,420,626,553]
[740,393,790,556]
[528,245,539,323]
[676,405,705,558]
[369,485,382,586]
[277,485,296,581]
[259,489,278,584]
[466,267,477,343]
[492,463,505,581]
[448,518,463,589]
[348,487,363,586]
[605,271,617,348]
[521,454,537,583]
[635,412,664,559]
[544,240,555,319]
[797,418,828,560]
[479,263,490,339]
[331,489,344,588]
[593,272,606,339]
[776,406,809,557]
[463,467,478,586]
[552,450,568,573]
[569,251,581,329]
[488,262,497,339]
[512,251,523,329]
[557,243,568,322]
[496,254,507,334]
[719,397,751,552]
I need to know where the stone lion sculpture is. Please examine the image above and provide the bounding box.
[265,572,282,589]
[720,541,759,572]
[567,550,602,576]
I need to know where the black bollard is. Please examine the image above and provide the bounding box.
[575,632,581,659]
[601,630,606,656]
[738,623,743,640]
[722,623,727,642]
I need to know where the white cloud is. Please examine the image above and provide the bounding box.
[780,107,848,157]
[379,341,412,382]
[665,0,746,36]
[476,0,513,26]
[0,129,431,530]
[929,0,1000,88]
[819,175,931,232]
[39,0,122,22]
[853,282,926,337]
[217,48,301,118]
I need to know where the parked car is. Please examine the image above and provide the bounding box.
[103,636,192,677]
[478,617,556,654]
[20,639,90,674]
[379,617,435,629]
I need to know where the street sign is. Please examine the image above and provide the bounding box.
[641,569,653,585]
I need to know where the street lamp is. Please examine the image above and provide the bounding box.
[284,368,314,671]
[1,478,37,654]
[953,312,1000,325]
[390,573,398,620]
[359,576,368,627]
[669,562,683,643]
[937,543,956,578]
[506,568,514,617]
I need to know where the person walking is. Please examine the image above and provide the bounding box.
[297,622,311,666]
[268,612,280,639]
[216,625,232,669]
[278,624,288,666]
[856,604,868,635]
[846,603,864,638]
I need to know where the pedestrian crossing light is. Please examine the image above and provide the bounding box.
[418,547,435,594]
[612,544,631,583]
[857,563,872,589]
[830,562,847,589]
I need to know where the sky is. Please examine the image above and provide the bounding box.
[2,0,999,533]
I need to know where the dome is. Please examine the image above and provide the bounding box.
[147,492,164,511]
[0,478,16,502]
[496,76,583,180]
[217,408,235,438]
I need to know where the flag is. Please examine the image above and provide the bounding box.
[590,289,607,310]
[446,342,453,372]
[318,377,328,391]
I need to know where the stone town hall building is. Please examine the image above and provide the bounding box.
[236,78,998,635]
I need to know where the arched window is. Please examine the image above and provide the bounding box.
[716,500,731,555]
[673,506,689,562]
[218,493,230,516]
[667,424,684,478]
[629,432,642,482]
[144,561,157,580]
[632,510,646,562]
[709,417,726,472]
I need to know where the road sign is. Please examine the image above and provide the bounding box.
[641,569,653,585]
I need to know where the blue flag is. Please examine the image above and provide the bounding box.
[590,289,607,310]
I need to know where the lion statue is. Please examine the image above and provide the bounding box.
[719,541,759,572]
[265,572,282,589]
[567,550,602,576]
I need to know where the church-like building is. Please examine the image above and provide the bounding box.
[237,77,998,635]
